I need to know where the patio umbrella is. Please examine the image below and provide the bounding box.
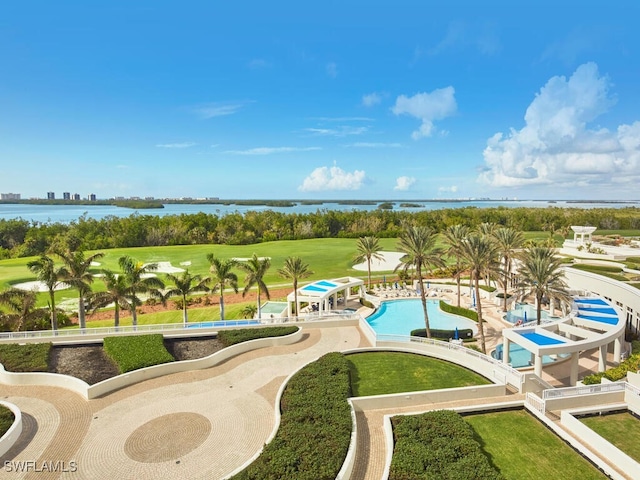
[454,327,459,340]
[472,289,476,307]
[524,311,527,323]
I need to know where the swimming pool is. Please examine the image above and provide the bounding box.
[504,303,553,324]
[186,320,260,328]
[366,299,478,336]
[492,343,569,368]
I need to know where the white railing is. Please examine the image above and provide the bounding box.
[525,392,545,413]
[626,382,640,398]
[542,381,627,400]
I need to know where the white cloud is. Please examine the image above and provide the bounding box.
[304,126,368,137]
[392,87,457,139]
[299,164,367,192]
[362,93,382,107]
[156,142,197,148]
[438,185,459,193]
[224,146,321,155]
[247,58,271,69]
[192,102,248,119]
[345,142,402,148]
[326,62,338,78]
[394,176,416,191]
[479,62,640,192]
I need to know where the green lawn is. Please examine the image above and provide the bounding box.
[465,410,606,479]
[580,412,640,462]
[0,405,14,437]
[346,351,490,396]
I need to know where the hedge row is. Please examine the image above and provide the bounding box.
[233,352,352,480]
[218,326,299,347]
[410,328,474,340]
[390,410,503,480]
[0,342,51,372]
[582,340,640,384]
[103,334,174,374]
[439,300,479,322]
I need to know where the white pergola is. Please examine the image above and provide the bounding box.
[571,226,597,244]
[286,276,365,317]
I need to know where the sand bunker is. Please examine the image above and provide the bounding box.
[13,280,71,292]
[143,262,185,274]
[352,251,405,272]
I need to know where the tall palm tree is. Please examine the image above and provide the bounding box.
[354,236,384,290]
[395,226,445,338]
[56,248,105,329]
[89,269,131,328]
[443,224,470,307]
[118,256,165,328]
[206,254,239,321]
[239,254,271,319]
[27,254,66,331]
[517,246,571,325]
[278,256,313,318]
[492,227,524,312]
[0,288,44,331]
[164,270,210,326]
[460,233,499,354]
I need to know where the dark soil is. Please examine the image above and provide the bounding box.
[48,336,224,385]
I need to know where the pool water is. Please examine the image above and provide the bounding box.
[186,320,260,328]
[504,303,551,324]
[366,299,478,336]
[492,343,569,368]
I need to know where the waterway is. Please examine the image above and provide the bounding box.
[0,200,637,224]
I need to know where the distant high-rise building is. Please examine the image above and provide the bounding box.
[73,193,81,201]
[47,192,55,200]
[88,193,96,201]
[0,193,21,200]
[63,192,71,200]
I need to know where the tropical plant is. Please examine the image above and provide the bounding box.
[56,248,104,329]
[206,254,239,321]
[492,227,524,312]
[517,246,571,325]
[278,256,313,318]
[395,226,445,338]
[354,236,384,290]
[118,256,165,328]
[239,253,271,319]
[164,270,210,326]
[89,269,132,328]
[460,233,499,353]
[0,289,46,331]
[26,254,66,330]
[240,304,258,319]
[443,224,470,307]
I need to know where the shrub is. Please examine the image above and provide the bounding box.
[582,348,640,384]
[360,298,375,308]
[411,328,474,340]
[103,334,174,374]
[218,327,298,347]
[439,300,479,322]
[233,352,352,480]
[0,342,51,372]
[0,405,14,437]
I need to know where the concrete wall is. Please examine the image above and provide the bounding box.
[626,385,640,412]
[0,365,90,398]
[0,401,22,458]
[543,391,625,412]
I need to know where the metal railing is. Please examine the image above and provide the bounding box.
[525,392,545,413]
[542,381,627,400]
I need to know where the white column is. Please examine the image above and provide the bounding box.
[614,334,623,363]
[570,352,580,386]
[534,354,543,377]
[287,301,292,318]
[502,337,510,364]
[598,344,607,372]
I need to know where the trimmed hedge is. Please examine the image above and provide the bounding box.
[569,264,628,282]
[0,405,14,437]
[217,326,299,347]
[411,328,474,340]
[582,340,640,384]
[390,410,503,479]
[0,342,51,372]
[233,352,352,480]
[439,300,479,322]
[103,334,174,374]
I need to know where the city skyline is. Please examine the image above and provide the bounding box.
[2,2,640,200]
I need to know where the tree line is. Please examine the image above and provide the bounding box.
[1,206,640,258]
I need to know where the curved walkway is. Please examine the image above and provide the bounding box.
[0,326,367,480]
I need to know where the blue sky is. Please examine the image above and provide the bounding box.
[2,1,639,200]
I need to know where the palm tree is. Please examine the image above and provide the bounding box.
[241,304,258,319]
[492,227,524,312]
[443,224,470,307]
[56,249,105,329]
[460,233,499,354]
[395,226,445,338]
[0,288,45,331]
[278,256,313,318]
[206,254,239,321]
[354,236,384,290]
[118,256,165,328]
[27,254,66,331]
[89,270,131,328]
[164,270,210,326]
[517,246,571,325]
[239,254,271,319]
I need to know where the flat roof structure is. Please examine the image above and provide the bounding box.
[286,276,365,317]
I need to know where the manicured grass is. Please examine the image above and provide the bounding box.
[0,342,51,372]
[103,334,174,373]
[346,352,490,397]
[580,412,640,462]
[218,326,298,346]
[465,410,606,479]
[0,405,14,437]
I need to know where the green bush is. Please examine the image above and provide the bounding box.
[0,405,14,437]
[0,342,51,372]
[439,300,479,322]
[390,410,503,479]
[233,352,352,480]
[218,326,298,347]
[360,298,375,308]
[410,328,474,340]
[582,349,640,384]
[103,334,174,374]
